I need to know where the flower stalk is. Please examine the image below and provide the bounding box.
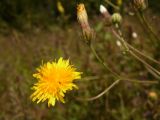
[90,44,120,78]
[139,11,160,44]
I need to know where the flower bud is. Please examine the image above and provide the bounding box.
[117,0,122,6]
[132,0,148,11]
[116,40,122,47]
[57,1,65,14]
[100,5,107,14]
[99,5,112,26]
[132,32,138,39]
[77,3,93,45]
[111,13,122,25]
[148,91,158,101]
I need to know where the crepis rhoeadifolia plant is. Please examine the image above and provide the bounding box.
[30,0,160,107]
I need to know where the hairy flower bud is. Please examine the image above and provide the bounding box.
[132,0,148,11]
[111,13,122,25]
[99,5,112,26]
[77,4,88,28]
[77,3,93,45]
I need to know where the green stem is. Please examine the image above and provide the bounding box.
[105,0,119,10]
[113,26,160,78]
[112,27,160,66]
[85,79,121,101]
[145,66,160,80]
[82,78,158,101]
[136,12,156,45]
[129,51,160,77]
[126,43,160,66]
[90,44,120,78]
[140,11,160,43]
[116,24,129,51]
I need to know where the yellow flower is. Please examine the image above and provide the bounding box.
[31,57,81,107]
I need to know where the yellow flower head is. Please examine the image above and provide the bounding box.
[31,57,81,107]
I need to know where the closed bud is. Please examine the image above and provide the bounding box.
[99,5,112,26]
[132,0,148,11]
[100,5,107,14]
[111,13,122,25]
[77,3,93,45]
[57,1,65,14]
[77,3,88,28]
[148,91,158,101]
[117,0,122,6]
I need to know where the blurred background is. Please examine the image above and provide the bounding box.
[0,0,160,120]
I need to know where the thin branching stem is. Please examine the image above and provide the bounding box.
[139,11,160,42]
[129,51,160,77]
[90,44,120,78]
[80,78,158,101]
[136,11,156,45]
[112,28,160,66]
[126,43,160,66]
[85,79,121,101]
[121,78,158,84]
[105,0,120,10]
[145,66,160,79]
[112,26,160,78]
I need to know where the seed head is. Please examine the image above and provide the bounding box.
[132,0,148,11]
